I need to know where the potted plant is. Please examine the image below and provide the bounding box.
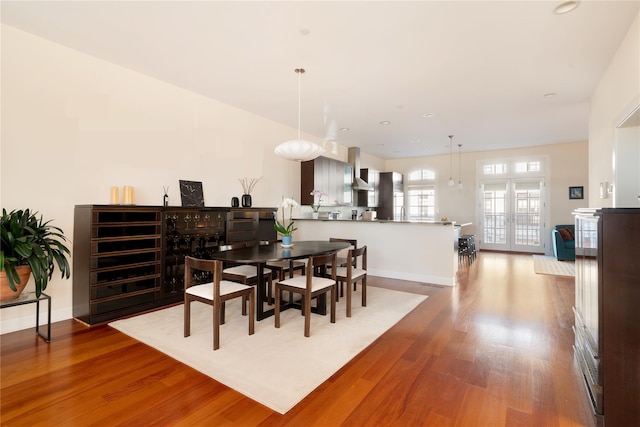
[274,198,299,247]
[310,189,327,219]
[0,208,71,301]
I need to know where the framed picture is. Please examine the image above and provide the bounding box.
[569,186,584,200]
[179,180,205,207]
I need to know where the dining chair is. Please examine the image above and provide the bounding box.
[183,256,254,350]
[261,240,306,281]
[333,246,367,317]
[275,252,337,337]
[328,238,357,299]
[220,242,274,305]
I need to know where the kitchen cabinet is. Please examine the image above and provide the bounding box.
[357,168,379,207]
[301,156,352,206]
[378,172,404,220]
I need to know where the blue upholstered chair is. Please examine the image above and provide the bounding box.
[552,224,575,261]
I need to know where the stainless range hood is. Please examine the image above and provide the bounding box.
[348,147,374,191]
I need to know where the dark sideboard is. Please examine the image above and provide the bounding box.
[72,205,276,325]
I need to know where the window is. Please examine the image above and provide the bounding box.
[515,161,541,173]
[407,169,436,220]
[408,169,435,181]
[407,186,435,220]
[483,163,507,175]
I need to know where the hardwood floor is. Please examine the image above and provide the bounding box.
[1,252,597,426]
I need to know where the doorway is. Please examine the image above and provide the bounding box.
[479,179,545,253]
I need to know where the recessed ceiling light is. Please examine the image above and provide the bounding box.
[423,113,434,118]
[339,127,350,131]
[543,92,557,98]
[380,121,391,125]
[554,1,579,14]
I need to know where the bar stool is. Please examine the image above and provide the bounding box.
[458,234,477,264]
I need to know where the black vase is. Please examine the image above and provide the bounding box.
[231,197,239,207]
[241,194,252,208]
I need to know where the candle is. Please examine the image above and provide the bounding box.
[123,186,135,205]
[110,187,120,204]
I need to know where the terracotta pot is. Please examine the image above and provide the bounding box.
[0,265,32,301]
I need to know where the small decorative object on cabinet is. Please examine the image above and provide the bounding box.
[1,208,71,301]
[238,177,262,208]
[179,180,204,207]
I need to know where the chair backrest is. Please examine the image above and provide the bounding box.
[330,237,357,266]
[184,256,222,297]
[306,252,337,284]
[347,246,367,271]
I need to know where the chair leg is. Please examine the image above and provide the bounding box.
[330,286,336,323]
[362,276,367,307]
[304,293,311,337]
[248,289,255,335]
[213,300,221,351]
[184,298,191,337]
[275,286,281,328]
[346,279,352,318]
[221,301,226,324]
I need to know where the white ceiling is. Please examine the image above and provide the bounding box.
[2,1,638,158]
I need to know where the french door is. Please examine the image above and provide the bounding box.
[479,179,545,253]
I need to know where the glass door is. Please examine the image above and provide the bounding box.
[480,179,544,252]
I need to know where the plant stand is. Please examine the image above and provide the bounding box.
[0,292,51,342]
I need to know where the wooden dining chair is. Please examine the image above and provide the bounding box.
[275,252,337,337]
[220,242,274,305]
[184,256,254,350]
[328,238,357,300]
[261,240,306,281]
[333,246,367,317]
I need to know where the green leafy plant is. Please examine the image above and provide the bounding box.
[274,198,299,237]
[0,208,71,297]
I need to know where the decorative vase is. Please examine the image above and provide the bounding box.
[0,265,32,301]
[231,196,239,207]
[281,235,293,247]
[312,212,319,219]
[241,194,252,208]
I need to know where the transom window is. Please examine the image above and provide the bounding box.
[408,169,436,181]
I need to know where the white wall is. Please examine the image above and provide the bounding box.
[589,12,640,207]
[384,141,589,233]
[0,25,322,332]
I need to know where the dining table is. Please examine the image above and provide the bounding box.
[209,240,350,320]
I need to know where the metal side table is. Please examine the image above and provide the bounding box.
[0,292,51,342]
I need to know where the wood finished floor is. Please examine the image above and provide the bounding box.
[1,252,597,426]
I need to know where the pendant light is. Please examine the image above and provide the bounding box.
[448,135,455,186]
[274,68,324,161]
[457,143,463,189]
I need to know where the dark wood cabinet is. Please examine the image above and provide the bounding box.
[73,205,276,325]
[600,208,640,427]
[356,168,379,207]
[73,206,163,325]
[574,208,640,426]
[301,156,352,206]
[377,172,404,220]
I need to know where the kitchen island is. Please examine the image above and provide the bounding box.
[294,218,458,286]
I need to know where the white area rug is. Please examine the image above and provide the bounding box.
[533,255,575,277]
[109,286,427,414]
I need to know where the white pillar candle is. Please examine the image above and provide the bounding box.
[110,187,120,204]
[123,186,135,204]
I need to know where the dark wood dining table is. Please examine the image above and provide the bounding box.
[209,240,350,320]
